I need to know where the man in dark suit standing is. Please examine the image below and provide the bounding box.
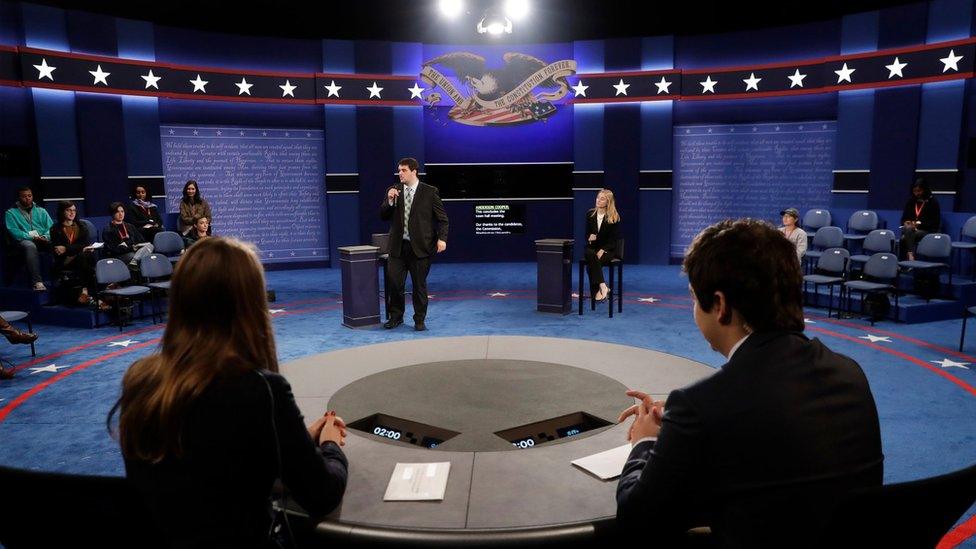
[380,158,449,331]
[616,219,883,548]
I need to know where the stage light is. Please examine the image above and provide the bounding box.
[439,0,463,18]
[477,6,513,35]
[503,0,529,20]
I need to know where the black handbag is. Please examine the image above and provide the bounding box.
[258,372,296,549]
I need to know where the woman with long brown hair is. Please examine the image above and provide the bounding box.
[584,188,622,302]
[110,237,347,547]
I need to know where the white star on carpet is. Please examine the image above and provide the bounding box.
[29,364,69,375]
[235,77,253,96]
[571,80,588,97]
[269,309,286,314]
[107,339,137,348]
[940,49,963,73]
[33,58,56,80]
[654,77,672,94]
[835,63,855,83]
[859,334,892,343]
[612,78,630,96]
[89,65,110,86]
[638,297,659,303]
[279,80,297,97]
[489,292,509,297]
[885,57,907,79]
[804,318,816,324]
[743,72,761,91]
[787,69,807,88]
[408,82,425,99]
[141,69,161,89]
[427,295,435,299]
[700,76,717,94]
[366,81,384,98]
[930,358,970,369]
[190,74,208,93]
[324,80,342,98]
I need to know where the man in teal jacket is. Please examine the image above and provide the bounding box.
[4,187,54,291]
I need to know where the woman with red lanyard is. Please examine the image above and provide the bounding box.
[50,201,98,305]
[900,178,941,261]
[103,202,154,267]
[125,184,164,244]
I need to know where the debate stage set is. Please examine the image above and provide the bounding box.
[2,0,976,547]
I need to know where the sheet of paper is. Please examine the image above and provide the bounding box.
[27,230,39,238]
[85,242,104,249]
[383,462,451,501]
[571,443,633,480]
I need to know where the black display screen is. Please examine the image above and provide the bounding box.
[557,424,584,438]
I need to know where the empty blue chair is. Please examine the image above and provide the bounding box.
[843,252,900,325]
[152,231,184,264]
[802,209,832,232]
[951,216,976,281]
[95,258,151,331]
[139,253,173,323]
[803,247,849,318]
[849,229,896,267]
[843,210,879,245]
[899,233,953,298]
[803,226,844,272]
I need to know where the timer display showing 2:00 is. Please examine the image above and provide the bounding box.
[372,426,402,440]
[511,437,536,449]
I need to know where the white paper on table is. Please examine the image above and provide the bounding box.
[571,443,633,481]
[383,462,451,501]
[85,242,104,250]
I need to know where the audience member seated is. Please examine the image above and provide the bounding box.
[0,315,39,380]
[4,186,54,291]
[103,202,154,267]
[178,180,213,236]
[125,184,164,244]
[778,207,807,263]
[183,217,210,248]
[901,178,940,261]
[49,201,98,306]
[584,189,621,303]
[616,218,883,549]
[109,237,348,547]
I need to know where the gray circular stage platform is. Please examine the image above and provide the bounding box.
[282,336,714,543]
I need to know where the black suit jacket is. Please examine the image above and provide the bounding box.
[125,371,348,548]
[585,211,620,257]
[616,331,883,548]
[901,196,941,233]
[380,182,449,258]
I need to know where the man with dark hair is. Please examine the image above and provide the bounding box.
[4,187,54,291]
[616,219,883,548]
[380,157,449,331]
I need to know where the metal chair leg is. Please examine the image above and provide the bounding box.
[578,260,584,316]
[26,316,35,357]
[960,308,969,352]
[608,262,614,319]
[618,262,623,314]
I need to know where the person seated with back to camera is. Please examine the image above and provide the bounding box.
[4,186,54,291]
[616,218,883,549]
[183,217,210,248]
[125,184,164,245]
[49,201,99,306]
[584,188,621,303]
[103,202,154,268]
[110,237,347,547]
[178,180,213,237]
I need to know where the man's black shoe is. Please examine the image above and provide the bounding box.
[414,321,426,331]
[384,318,403,329]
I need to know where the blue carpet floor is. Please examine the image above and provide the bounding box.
[1,263,974,546]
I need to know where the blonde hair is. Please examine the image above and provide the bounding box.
[112,237,277,462]
[588,188,620,224]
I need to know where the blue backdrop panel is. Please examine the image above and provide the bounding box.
[422,42,573,163]
[0,0,22,44]
[869,87,922,210]
[671,121,836,257]
[916,81,966,170]
[160,126,328,263]
[76,93,128,214]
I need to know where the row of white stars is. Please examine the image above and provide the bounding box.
[323,80,426,99]
[571,50,965,97]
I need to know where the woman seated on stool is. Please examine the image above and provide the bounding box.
[125,184,164,244]
[778,207,807,264]
[183,216,210,247]
[900,178,941,261]
[50,201,98,306]
[109,237,348,547]
[585,188,621,302]
[103,202,154,267]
